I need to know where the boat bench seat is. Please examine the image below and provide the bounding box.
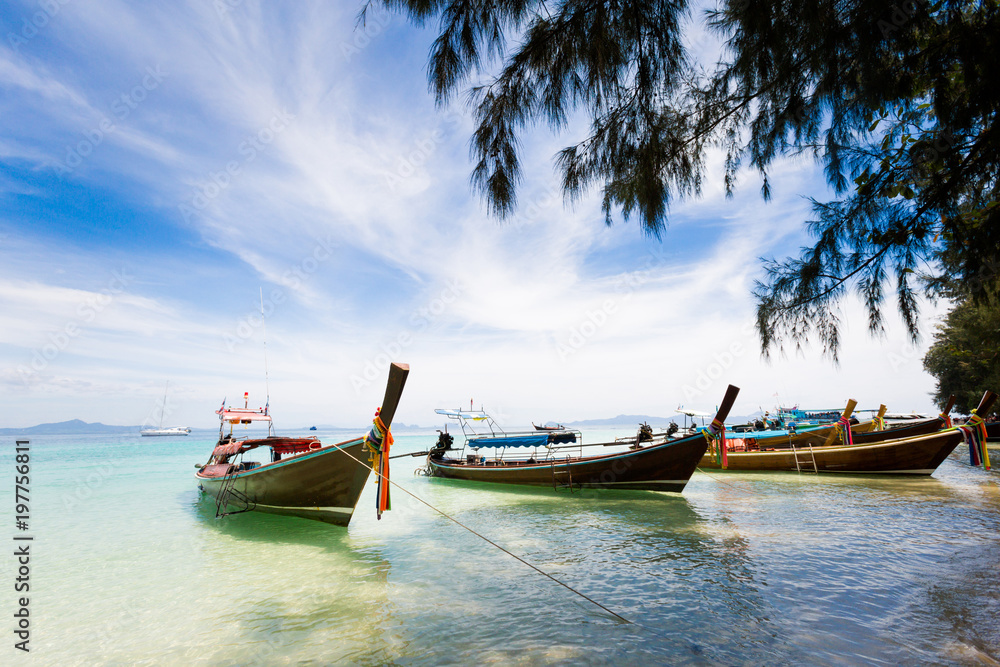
[201,463,234,477]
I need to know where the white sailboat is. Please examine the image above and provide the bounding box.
[141,382,191,436]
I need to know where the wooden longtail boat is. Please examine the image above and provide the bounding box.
[424,385,740,492]
[726,400,875,449]
[532,422,565,431]
[775,406,844,425]
[849,417,945,443]
[699,392,996,475]
[196,363,409,525]
[733,397,955,450]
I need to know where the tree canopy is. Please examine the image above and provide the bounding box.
[369,0,999,358]
[923,292,1000,415]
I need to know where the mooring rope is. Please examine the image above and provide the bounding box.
[693,467,759,496]
[325,440,631,624]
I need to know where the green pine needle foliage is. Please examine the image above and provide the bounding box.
[923,295,1000,416]
[369,0,1000,359]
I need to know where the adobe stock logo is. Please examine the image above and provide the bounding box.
[53,66,168,176]
[350,280,463,393]
[680,322,754,402]
[16,268,133,387]
[555,301,618,361]
[178,110,295,223]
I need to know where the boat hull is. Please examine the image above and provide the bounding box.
[700,428,963,475]
[196,439,371,525]
[986,421,1000,442]
[427,433,709,492]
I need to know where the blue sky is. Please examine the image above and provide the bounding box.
[0,2,947,429]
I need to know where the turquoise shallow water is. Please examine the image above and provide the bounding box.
[2,430,1000,665]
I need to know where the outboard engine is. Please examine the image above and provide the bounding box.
[430,430,454,456]
[666,421,679,437]
[638,422,654,443]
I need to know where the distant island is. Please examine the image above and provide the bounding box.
[0,414,767,436]
[0,419,432,435]
[564,414,682,427]
[0,419,143,436]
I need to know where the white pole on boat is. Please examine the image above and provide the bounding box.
[259,287,272,436]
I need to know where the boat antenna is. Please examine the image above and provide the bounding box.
[260,287,272,436]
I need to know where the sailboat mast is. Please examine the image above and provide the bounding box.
[160,381,168,429]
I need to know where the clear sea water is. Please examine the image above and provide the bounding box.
[3,429,999,666]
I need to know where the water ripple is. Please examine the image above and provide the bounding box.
[7,433,1000,664]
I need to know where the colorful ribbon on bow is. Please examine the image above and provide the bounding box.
[708,417,727,469]
[364,408,393,519]
[837,416,854,447]
[939,411,953,429]
[959,410,990,470]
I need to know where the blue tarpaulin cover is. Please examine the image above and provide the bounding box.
[468,434,549,448]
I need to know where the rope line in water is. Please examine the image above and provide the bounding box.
[325,440,631,624]
[694,467,759,496]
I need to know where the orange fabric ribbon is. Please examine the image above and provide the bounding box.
[364,409,393,519]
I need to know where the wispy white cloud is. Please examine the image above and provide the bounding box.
[0,1,948,429]
[0,48,91,109]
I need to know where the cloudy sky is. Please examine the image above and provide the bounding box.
[0,1,948,430]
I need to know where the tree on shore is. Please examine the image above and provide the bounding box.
[367,0,999,358]
[923,293,1000,416]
